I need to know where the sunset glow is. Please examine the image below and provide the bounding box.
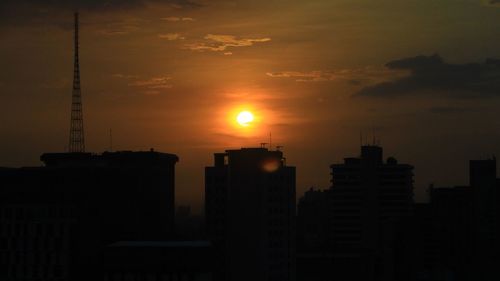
[1,0,500,223]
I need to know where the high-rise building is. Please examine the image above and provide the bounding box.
[0,151,178,280]
[296,145,414,281]
[412,185,474,281]
[328,145,414,250]
[205,148,296,281]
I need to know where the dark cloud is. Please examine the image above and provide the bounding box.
[356,54,500,98]
[483,0,500,7]
[0,0,199,10]
[428,106,479,114]
[0,0,200,26]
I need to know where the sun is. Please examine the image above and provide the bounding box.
[236,111,254,127]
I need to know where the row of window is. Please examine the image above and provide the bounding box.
[0,264,66,279]
[0,222,72,238]
[104,272,212,281]
[0,237,69,252]
[0,206,76,221]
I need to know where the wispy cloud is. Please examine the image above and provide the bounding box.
[158,33,185,40]
[128,76,173,89]
[112,74,140,79]
[161,16,195,22]
[113,74,172,95]
[266,66,407,83]
[428,106,479,114]
[184,34,271,52]
[97,18,145,36]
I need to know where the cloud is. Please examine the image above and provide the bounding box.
[158,33,185,40]
[112,74,139,79]
[113,74,172,93]
[266,67,407,83]
[1,0,200,11]
[0,0,200,26]
[484,0,500,7]
[128,76,173,89]
[355,54,500,98]
[97,18,145,35]
[161,16,195,21]
[184,34,271,52]
[428,106,478,114]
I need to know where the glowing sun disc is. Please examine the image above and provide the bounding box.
[237,111,254,127]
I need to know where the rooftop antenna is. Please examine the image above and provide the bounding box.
[68,11,85,153]
[260,142,268,149]
[269,132,272,150]
[109,129,113,152]
[372,127,376,146]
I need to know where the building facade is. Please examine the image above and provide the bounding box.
[297,145,414,281]
[0,150,178,281]
[205,148,296,281]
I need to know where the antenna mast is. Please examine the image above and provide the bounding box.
[69,12,85,153]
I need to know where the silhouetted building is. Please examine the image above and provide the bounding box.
[469,159,500,281]
[411,158,500,281]
[413,185,473,281]
[103,241,213,281]
[297,145,414,281]
[205,148,296,281]
[0,150,178,281]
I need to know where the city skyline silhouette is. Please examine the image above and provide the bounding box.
[1,1,500,280]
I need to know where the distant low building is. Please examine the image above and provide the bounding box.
[0,150,178,281]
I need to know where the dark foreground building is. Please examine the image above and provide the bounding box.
[297,145,414,281]
[0,151,178,281]
[205,147,296,281]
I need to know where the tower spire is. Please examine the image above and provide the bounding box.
[69,12,85,153]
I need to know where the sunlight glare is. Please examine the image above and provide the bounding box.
[236,111,254,127]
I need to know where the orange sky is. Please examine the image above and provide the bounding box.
[1,0,500,211]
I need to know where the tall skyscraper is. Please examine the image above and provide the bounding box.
[69,12,85,153]
[205,148,296,281]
